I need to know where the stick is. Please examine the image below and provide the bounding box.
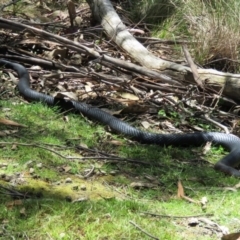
[129,221,159,240]
[182,44,204,89]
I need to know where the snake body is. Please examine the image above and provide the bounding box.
[1,59,240,177]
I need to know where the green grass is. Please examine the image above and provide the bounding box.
[0,100,240,239]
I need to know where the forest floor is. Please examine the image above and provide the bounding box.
[1,0,240,239]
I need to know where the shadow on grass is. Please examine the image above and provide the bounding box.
[0,100,238,194]
[1,101,239,239]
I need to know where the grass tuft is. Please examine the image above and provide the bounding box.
[131,0,240,72]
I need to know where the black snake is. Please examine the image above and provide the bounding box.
[1,59,240,177]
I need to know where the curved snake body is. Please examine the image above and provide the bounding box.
[1,59,240,176]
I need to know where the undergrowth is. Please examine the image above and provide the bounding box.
[131,0,240,72]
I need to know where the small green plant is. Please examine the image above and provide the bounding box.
[169,110,179,119]
[158,109,167,117]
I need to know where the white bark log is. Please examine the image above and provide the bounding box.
[86,0,189,72]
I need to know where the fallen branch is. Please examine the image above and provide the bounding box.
[0,184,28,198]
[182,44,204,89]
[142,212,213,218]
[0,141,164,166]
[204,114,229,134]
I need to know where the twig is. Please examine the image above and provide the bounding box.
[0,185,28,198]
[136,36,197,45]
[83,164,95,178]
[76,145,165,166]
[129,221,159,240]
[0,90,9,96]
[0,141,163,166]
[0,54,81,73]
[0,141,73,159]
[182,44,204,89]
[204,114,229,134]
[142,212,213,218]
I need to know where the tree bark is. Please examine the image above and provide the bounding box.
[187,69,240,100]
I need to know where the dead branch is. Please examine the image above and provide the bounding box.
[0,142,163,166]
[182,44,204,89]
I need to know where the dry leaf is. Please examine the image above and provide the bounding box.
[70,53,82,65]
[7,71,18,84]
[11,144,18,150]
[54,92,78,101]
[38,1,51,11]
[119,92,139,100]
[223,187,237,192]
[177,180,184,198]
[63,116,69,122]
[63,166,72,173]
[74,16,83,27]
[203,141,212,155]
[201,196,208,205]
[85,85,92,92]
[57,84,67,92]
[234,182,240,189]
[141,121,150,129]
[120,104,148,114]
[130,182,157,189]
[72,196,89,203]
[177,180,198,203]
[0,118,26,127]
[46,48,68,60]
[2,108,11,112]
[222,232,240,240]
[0,131,7,136]
[79,142,88,149]
[108,140,123,146]
[0,130,19,136]
[200,196,208,209]
[6,200,23,208]
[47,10,68,20]
[67,0,76,26]
[20,207,26,216]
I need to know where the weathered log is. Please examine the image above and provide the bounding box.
[86,0,188,72]
[162,68,240,102]
[189,69,240,102]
